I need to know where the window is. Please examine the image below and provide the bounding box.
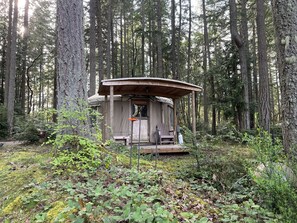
[132,103,148,118]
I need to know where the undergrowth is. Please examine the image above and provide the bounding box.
[245,130,297,222]
[0,141,283,222]
[0,120,290,222]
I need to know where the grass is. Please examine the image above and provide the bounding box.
[0,142,282,222]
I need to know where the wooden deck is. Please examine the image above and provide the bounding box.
[140,144,189,154]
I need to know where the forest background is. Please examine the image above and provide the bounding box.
[0,0,282,139]
[1,0,297,222]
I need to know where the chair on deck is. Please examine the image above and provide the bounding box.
[157,123,174,145]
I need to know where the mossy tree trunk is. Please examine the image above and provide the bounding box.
[272,0,297,152]
[56,0,89,136]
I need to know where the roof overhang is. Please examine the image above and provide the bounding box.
[98,77,202,99]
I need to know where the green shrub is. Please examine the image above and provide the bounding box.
[14,121,40,143]
[0,105,8,139]
[245,130,297,222]
[182,126,205,170]
[270,124,283,140]
[50,135,110,173]
[216,123,243,143]
[13,111,54,143]
[46,102,107,174]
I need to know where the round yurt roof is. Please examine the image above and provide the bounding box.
[98,77,202,99]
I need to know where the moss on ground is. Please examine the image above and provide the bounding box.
[46,201,66,222]
[0,142,280,222]
[1,196,22,216]
[0,145,51,221]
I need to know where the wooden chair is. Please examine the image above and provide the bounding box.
[157,123,174,145]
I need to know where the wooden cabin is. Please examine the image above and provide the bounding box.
[88,77,202,149]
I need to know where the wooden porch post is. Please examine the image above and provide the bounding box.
[192,91,196,136]
[110,86,114,139]
[103,95,107,142]
[173,98,178,143]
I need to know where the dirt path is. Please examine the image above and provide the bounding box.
[0,141,25,146]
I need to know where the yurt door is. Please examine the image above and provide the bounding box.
[132,101,149,142]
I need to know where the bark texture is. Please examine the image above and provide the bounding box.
[257,0,270,132]
[56,0,88,129]
[156,0,163,76]
[89,0,96,96]
[20,0,29,113]
[4,0,13,107]
[202,0,209,128]
[96,0,104,82]
[7,0,18,135]
[272,0,297,152]
[229,0,250,130]
[171,0,176,79]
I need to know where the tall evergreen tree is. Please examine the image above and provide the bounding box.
[89,0,96,96]
[229,0,250,130]
[56,0,88,134]
[257,0,270,132]
[6,0,18,135]
[272,0,297,152]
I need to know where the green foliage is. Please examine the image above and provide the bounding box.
[183,126,210,170]
[53,168,177,222]
[15,121,40,143]
[50,135,111,173]
[0,105,8,139]
[216,123,243,143]
[244,130,283,164]
[52,100,102,139]
[217,199,279,222]
[13,110,56,143]
[245,130,297,222]
[270,124,283,140]
[0,141,282,222]
[46,103,108,174]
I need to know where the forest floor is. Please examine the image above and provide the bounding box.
[0,142,281,222]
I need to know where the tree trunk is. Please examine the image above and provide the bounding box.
[171,0,177,79]
[269,68,274,124]
[229,0,250,130]
[251,19,258,128]
[272,0,297,152]
[156,0,163,76]
[106,0,112,79]
[38,46,44,109]
[123,5,128,77]
[20,0,29,114]
[56,0,88,134]
[4,0,13,107]
[187,0,192,129]
[141,0,145,76]
[89,0,96,96]
[257,0,270,132]
[53,47,57,122]
[1,26,6,104]
[7,0,18,135]
[111,12,116,78]
[275,69,281,122]
[241,0,252,130]
[97,0,104,82]
[152,12,157,77]
[176,0,182,80]
[202,0,209,129]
